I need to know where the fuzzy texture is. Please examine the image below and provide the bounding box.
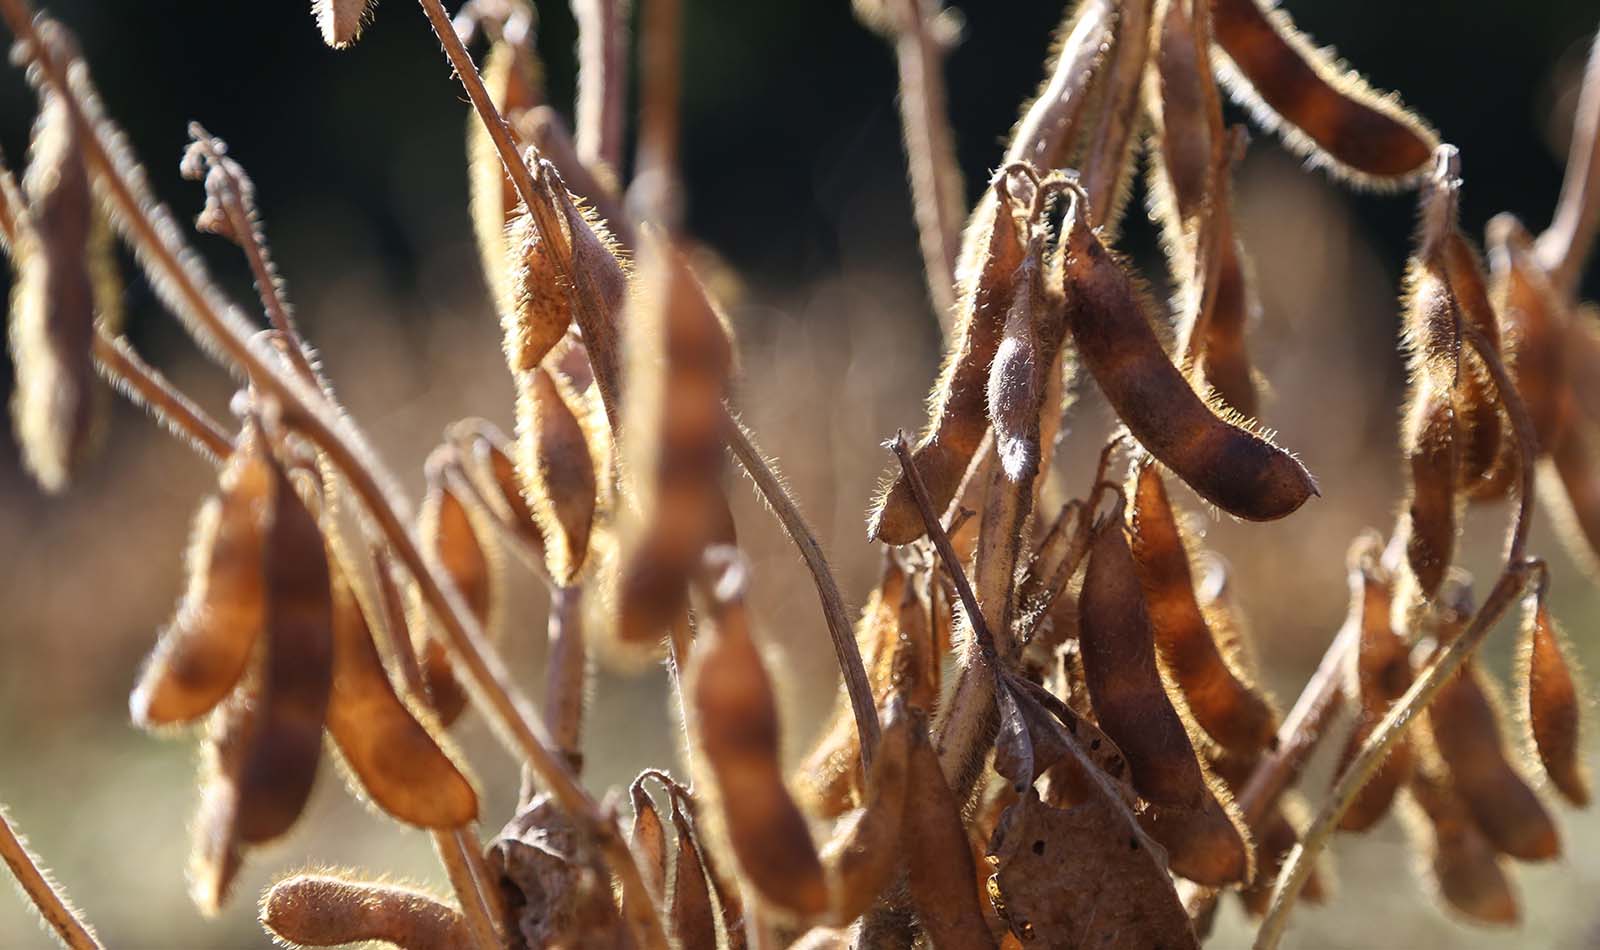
[314,0,377,50]
[260,871,469,948]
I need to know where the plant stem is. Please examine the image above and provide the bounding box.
[0,804,103,950]
[572,0,628,174]
[726,412,881,767]
[91,329,232,461]
[1537,28,1600,299]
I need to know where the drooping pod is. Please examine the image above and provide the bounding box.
[1209,750,1328,916]
[469,19,543,323]
[1488,213,1571,455]
[667,794,718,950]
[629,776,669,902]
[1209,0,1438,184]
[1403,757,1519,925]
[618,230,735,646]
[313,0,376,49]
[189,690,252,915]
[1077,496,1210,809]
[870,168,1031,543]
[819,698,912,923]
[9,90,100,493]
[689,548,826,918]
[234,456,335,845]
[1127,459,1277,753]
[1515,586,1589,806]
[1334,542,1414,832]
[260,872,471,949]
[324,557,478,829]
[903,709,995,949]
[515,366,598,585]
[1059,183,1316,521]
[1427,582,1560,862]
[1137,784,1254,888]
[132,424,273,727]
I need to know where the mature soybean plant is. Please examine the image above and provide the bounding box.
[1,0,1599,947]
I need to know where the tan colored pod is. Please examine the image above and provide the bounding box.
[904,711,995,949]
[414,451,498,725]
[189,689,252,915]
[470,32,543,320]
[667,795,717,950]
[1128,460,1277,753]
[1078,502,1210,809]
[324,559,478,829]
[689,550,826,918]
[1060,187,1316,521]
[1398,381,1459,599]
[313,0,376,49]
[1427,591,1559,862]
[629,776,669,902]
[515,366,598,584]
[820,698,912,923]
[1210,0,1437,183]
[260,872,471,949]
[1489,213,1570,455]
[132,425,273,726]
[1516,592,1589,806]
[1138,786,1253,888]
[1404,761,1519,926]
[1335,547,1414,832]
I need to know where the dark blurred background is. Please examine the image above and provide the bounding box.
[1,1,1599,947]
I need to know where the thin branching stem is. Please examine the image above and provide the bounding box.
[634,0,680,190]
[1255,325,1540,949]
[1537,27,1600,299]
[726,411,881,766]
[91,328,233,461]
[0,804,103,950]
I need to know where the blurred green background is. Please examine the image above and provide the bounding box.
[1,0,1599,947]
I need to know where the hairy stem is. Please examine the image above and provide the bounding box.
[0,804,103,950]
[572,0,628,174]
[91,329,232,461]
[726,412,881,766]
[1537,27,1600,299]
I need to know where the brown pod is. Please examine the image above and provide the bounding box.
[820,699,912,923]
[1399,383,1459,599]
[459,418,550,559]
[689,551,826,918]
[1405,762,1519,926]
[1138,787,1254,888]
[1128,461,1277,752]
[516,367,598,584]
[189,690,252,915]
[988,237,1047,482]
[1444,229,1506,491]
[1060,188,1315,521]
[132,425,273,726]
[9,91,99,493]
[629,778,669,901]
[1209,0,1437,183]
[1334,549,1414,832]
[1148,0,1220,233]
[618,231,736,646]
[1489,213,1570,455]
[870,169,1030,543]
[1549,424,1600,577]
[324,560,478,829]
[668,796,718,950]
[1516,592,1589,806]
[904,712,996,950]
[1078,502,1210,809]
[470,32,542,321]
[1198,182,1263,421]
[312,0,376,49]
[1428,585,1560,861]
[235,459,334,845]
[414,452,497,725]
[260,872,471,949]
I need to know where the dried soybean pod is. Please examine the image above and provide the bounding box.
[1128,460,1277,752]
[10,91,98,493]
[503,155,628,377]
[1404,760,1519,926]
[618,232,734,646]
[260,872,471,949]
[1516,588,1589,806]
[820,699,912,923]
[1208,0,1437,183]
[903,711,995,950]
[689,550,826,918]
[470,25,542,321]
[870,168,1030,543]
[313,0,375,48]
[1148,0,1220,233]
[1334,545,1414,832]
[667,796,717,950]
[1078,497,1209,809]
[1428,583,1560,862]
[132,425,273,726]
[190,689,252,914]
[1398,384,1459,599]
[516,367,598,584]
[1547,423,1600,578]
[324,559,478,829]
[1444,229,1505,492]
[1059,183,1316,521]
[235,458,334,845]
[414,450,497,725]
[1076,0,1154,232]
[458,418,550,559]
[629,778,669,901]
[1489,213,1570,454]
[988,234,1046,481]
